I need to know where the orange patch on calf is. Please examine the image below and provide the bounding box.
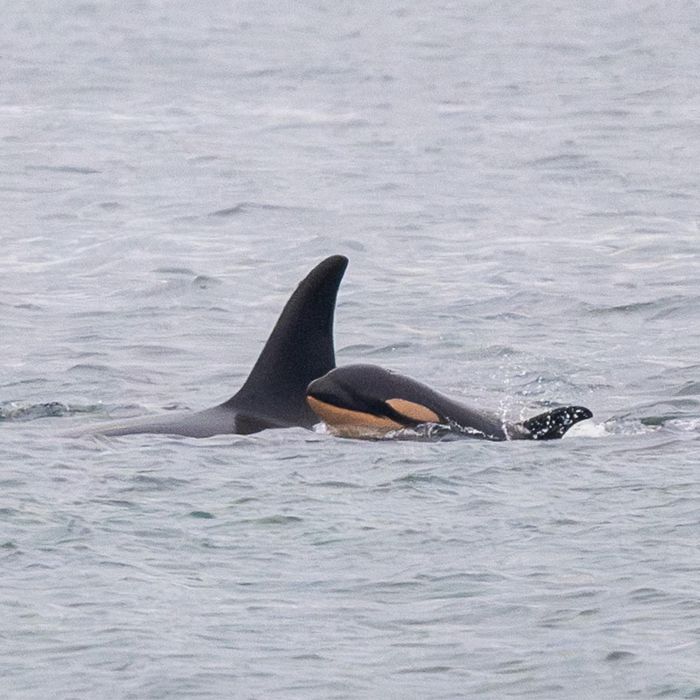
[385,398,440,423]
[306,396,402,437]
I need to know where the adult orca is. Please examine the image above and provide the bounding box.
[306,364,592,441]
[69,255,348,437]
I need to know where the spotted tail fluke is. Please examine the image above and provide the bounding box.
[520,406,593,440]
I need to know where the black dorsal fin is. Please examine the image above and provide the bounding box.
[520,405,593,440]
[223,255,348,428]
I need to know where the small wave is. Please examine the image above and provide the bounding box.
[675,381,700,397]
[307,480,361,489]
[26,164,101,175]
[515,372,587,395]
[523,152,604,171]
[664,417,700,433]
[241,515,303,526]
[383,423,457,441]
[123,475,191,493]
[0,401,98,422]
[209,204,248,217]
[153,266,197,275]
[605,650,636,662]
[254,107,367,131]
[603,400,700,435]
[67,363,111,373]
[580,295,693,319]
[0,301,44,311]
[384,471,460,488]
[208,202,308,217]
[566,421,608,438]
[337,343,376,354]
[366,342,414,356]
[192,275,222,289]
[620,398,699,422]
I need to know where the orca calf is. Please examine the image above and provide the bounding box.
[70,255,348,437]
[307,364,592,441]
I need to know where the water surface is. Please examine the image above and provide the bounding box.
[1,2,699,698]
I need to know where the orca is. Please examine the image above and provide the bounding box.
[306,364,592,441]
[69,255,348,437]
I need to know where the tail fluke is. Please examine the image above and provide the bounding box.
[520,406,592,440]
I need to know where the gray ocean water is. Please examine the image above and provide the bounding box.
[2,2,699,698]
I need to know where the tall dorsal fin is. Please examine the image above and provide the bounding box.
[223,255,348,427]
